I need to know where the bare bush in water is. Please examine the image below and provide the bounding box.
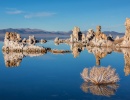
[81,66,119,85]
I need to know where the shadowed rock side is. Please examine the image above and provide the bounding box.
[81,82,119,97]
[54,18,130,48]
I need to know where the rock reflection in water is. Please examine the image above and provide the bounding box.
[86,46,112,65]
[121,48,130,76]
[3,51,46,67]
[3,49,71,67]
[69,42,112,64]
[81,82,119,97]
[4,52,23,67]
[69,43,85,58]
[114,48,130,76]
[54,41,130,76]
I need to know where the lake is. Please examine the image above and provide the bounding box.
[0,40,130,100]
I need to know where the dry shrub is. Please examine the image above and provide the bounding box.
[81,66,119,85]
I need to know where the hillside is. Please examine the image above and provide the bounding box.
[0,28,124,41]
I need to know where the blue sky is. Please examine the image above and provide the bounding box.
[0,0,130,32]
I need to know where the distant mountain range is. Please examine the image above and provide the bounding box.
[0,28,124,41]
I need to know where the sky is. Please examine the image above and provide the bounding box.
[0,0,130,32]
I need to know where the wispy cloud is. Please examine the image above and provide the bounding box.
[6,8,56,18]
[6,10,23,14]
[24,12,56,18]
[6,8,24,14]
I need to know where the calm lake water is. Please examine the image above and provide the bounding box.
[0,40,130,100]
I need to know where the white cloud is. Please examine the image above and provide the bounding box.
[6,8,24,14]
[6,10,23,14]
[6,8,56,18]
[24,12,56,18]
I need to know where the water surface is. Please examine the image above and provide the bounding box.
[0,41,130,100]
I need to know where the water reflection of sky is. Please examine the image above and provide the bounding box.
[0,41,130,100]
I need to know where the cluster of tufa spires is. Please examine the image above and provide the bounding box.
[2,32,48,53]
[55,18,130,47]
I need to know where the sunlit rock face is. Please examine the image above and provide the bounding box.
[124,18,130,41]
[120,18,130,47]
[89,26,113,47]
[3,32,23,51]
[2,32,47,53]
[54,37,59,43]
[72,26,81,42]
[95,26,107,40]
[55,26,87,43]
[27,35,36,45]
[70,26,86,42]
[54,18,130,48]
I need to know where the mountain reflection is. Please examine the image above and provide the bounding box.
[81,82,119,97]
